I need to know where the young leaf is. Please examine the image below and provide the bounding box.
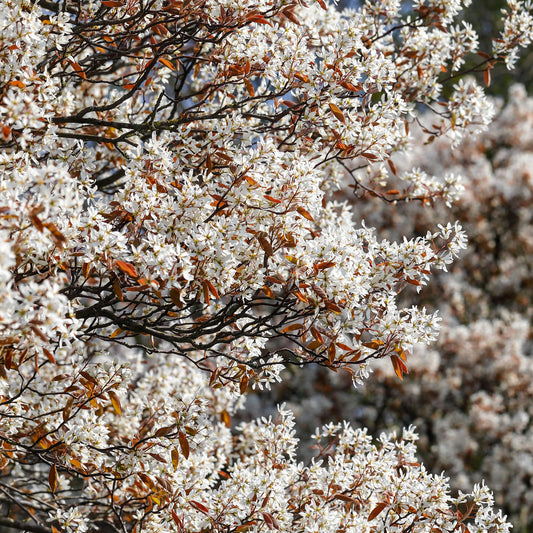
[368,502,387,521]
[244,78,255,97]
[256,232,274,256]
[115,260,138,278]
[49,464,58,493]
[296,206,315,222]
[483,67,491,87]
[108,390,122,415]
[329,102,346,124]
[281,323,304,333]
[391,355,405,380]
[178,431,190,459]
[159,58,176,71]
[239,374,249,394]
[189,500,209,514]
[262,512,280,530]
[262,286,275,299]
[220,409,231,427]
[171,447,180,470]
[328,342,336,363]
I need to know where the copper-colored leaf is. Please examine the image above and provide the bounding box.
[108,390,122,415]
[178,431,190,459]
[115,260,138,278]
[220,409,231,427]
[244,78,255,97]
[328,342,336,363]
[329,102,346,124]
[265,275,283,285]
[170,288,182,307]
[171,510,184,530]
[138,472,157,491]
[43,222,67,249]
[247,13,272,25]
[68,60,87,80]
[244,175,259,187]
[82,262,91,278]
[395,344,407,362]
[307,340,323,351]
[296,206,315,222]
[325,301,342,314]
[263,194,282,204]
[190,500,209,514]
[102,0,123,6]
[152,23,169,36]
[49,464,58,493]
[235,522,258,532]
[159,58,176,71]
[109,327,124,339]
[281,323,304,333]
[317,0,327,9]
[349,350,362,362]
[362,339,384,350]
[310,326,323,344]
[340,81,360,92]
[315,260,336,270]
[171,447,180,470]
[112,278,124,302]
[261,512,280,530]
[335,494,358,503]
[391,354,408,380]
[262,285,275,299]
[42,348,56,365]
[483,67,491,87]
[292,290,309,304]
[335,140,349,151]
[1,124,11,140]
[29,211,44,232]
[256,232,274,256]
[154,425,175,438]
[239,374,249,395]
[8,80,25,88]
[387,159,398,176]
[368,502,387,521]
[62,397,74,423]
[205,279,220,299]
[336,343,353,351]
[294,72,310,83]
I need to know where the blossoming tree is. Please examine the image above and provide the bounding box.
[252,83,533,529]
[1,0,532,531]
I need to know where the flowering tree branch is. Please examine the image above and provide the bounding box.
[1,0,532,531]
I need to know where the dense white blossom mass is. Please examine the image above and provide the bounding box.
[0,0,531,531]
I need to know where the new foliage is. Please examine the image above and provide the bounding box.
[0,0,531,531]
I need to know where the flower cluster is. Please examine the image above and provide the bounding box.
[1,0,531,531]
[256,84,533,530]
